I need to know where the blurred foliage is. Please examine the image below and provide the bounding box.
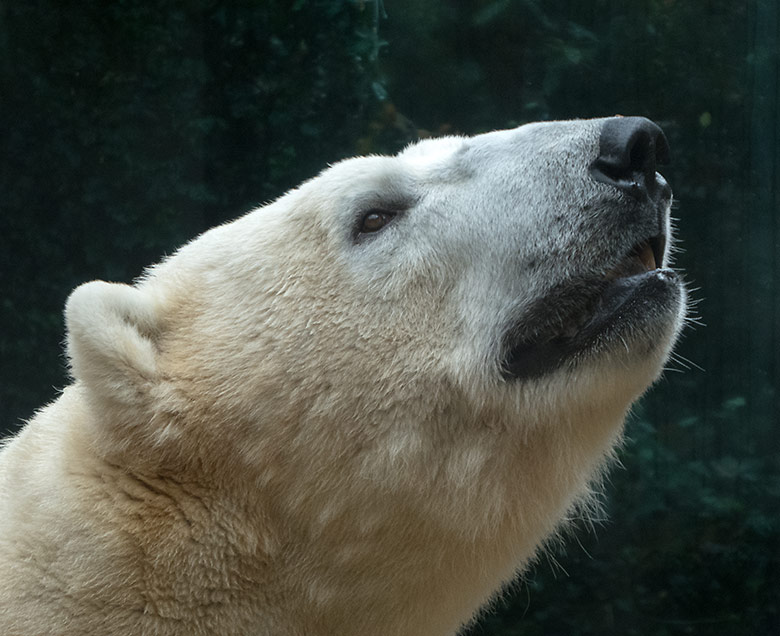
[1,0,778,634]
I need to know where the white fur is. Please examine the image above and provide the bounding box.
[0,118,684,635]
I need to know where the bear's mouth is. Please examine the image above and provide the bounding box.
[501,233,680,380]
[606,235,664,281]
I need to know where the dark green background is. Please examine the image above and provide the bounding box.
[1,1,778,634]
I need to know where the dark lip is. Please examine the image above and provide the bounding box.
[500,234,678,380]
[577,267,675,342]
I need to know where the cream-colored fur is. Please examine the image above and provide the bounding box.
[0,118,685,635]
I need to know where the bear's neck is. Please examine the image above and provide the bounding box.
[222,410,621,635]
[41,389,622,636]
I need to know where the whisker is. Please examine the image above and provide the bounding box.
[670,351,705,372]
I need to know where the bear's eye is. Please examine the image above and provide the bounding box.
[358,209,396,235]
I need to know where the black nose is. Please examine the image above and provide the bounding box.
[590,116,670,199]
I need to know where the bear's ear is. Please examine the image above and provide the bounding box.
[65,281,161,408]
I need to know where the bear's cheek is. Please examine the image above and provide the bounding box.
[160,266,451,420]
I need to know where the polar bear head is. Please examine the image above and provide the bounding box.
[60,116,685,634]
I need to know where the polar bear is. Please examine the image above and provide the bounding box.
[0,116,685,635]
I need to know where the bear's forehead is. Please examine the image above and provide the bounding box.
[324,136,472,188]
[397,127,525,179]
[399,136,465,168]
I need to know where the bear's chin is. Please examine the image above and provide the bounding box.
[501,267,682,380]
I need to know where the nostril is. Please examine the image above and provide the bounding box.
[591,116,670,199]
[629,133,652,174]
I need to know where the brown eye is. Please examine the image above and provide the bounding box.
[359,210,395,234]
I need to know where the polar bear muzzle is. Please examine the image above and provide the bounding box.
[501,117,683,380]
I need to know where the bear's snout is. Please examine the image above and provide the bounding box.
[590,116,672,202]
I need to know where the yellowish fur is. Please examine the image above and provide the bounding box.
[0,120,684,635]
